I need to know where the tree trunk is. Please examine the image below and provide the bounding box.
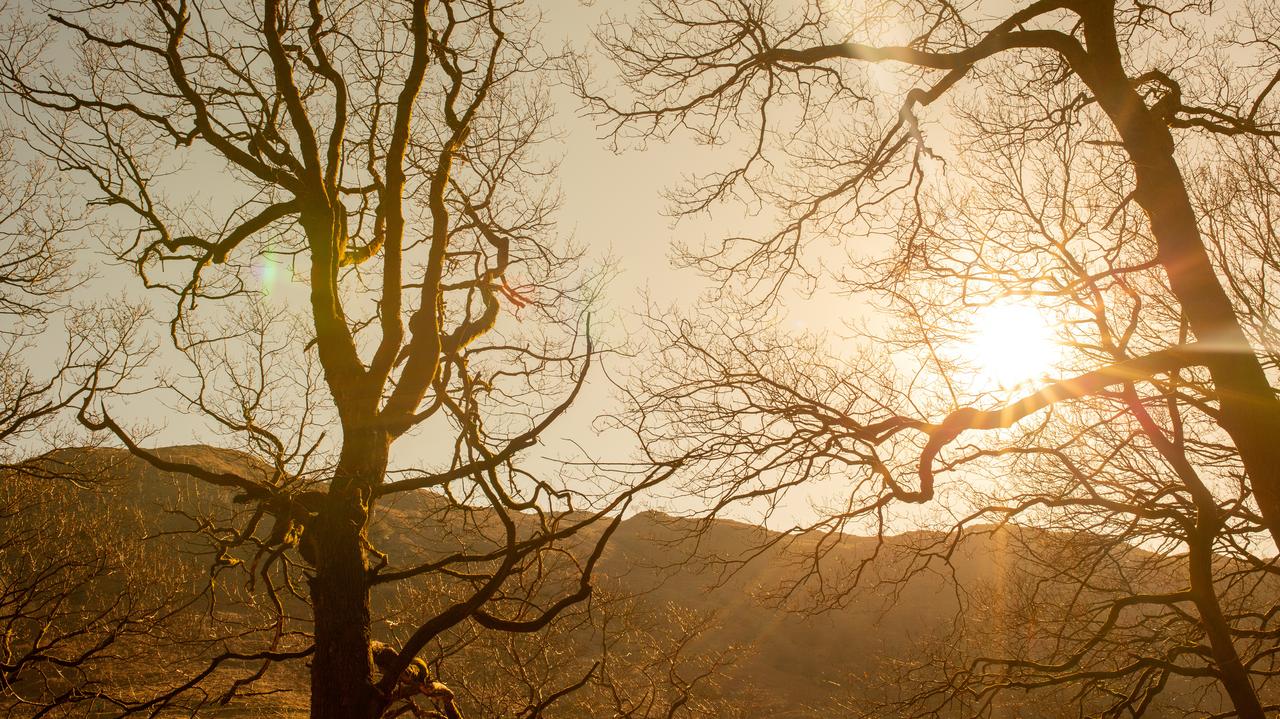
[1187,533,1265,719]
[1120,387,1262,716]
[1130,149,1280,542]
[1080,9,1280,545]
[309,431,389,719]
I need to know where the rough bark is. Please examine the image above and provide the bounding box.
[309,430,388,719]
[309,503,377,719]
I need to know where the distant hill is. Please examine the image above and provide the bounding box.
[2,445,1234,717]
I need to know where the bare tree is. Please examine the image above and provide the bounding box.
[582,0,1280,546]
[593,39,1280,714]
[0,127,142,457]
[873,133,1280,718]
[410,587,744,719]
[0,104,154,715]
[0,1,668,717]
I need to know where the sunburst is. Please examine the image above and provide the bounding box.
[952,301,1063,392]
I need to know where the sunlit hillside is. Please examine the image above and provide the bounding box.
[5,447,1259,718]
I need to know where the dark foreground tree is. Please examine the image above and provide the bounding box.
[583,1,1280,715]
[583,0,1280,542]
[1,1,666,717]
[851,136,1279,717]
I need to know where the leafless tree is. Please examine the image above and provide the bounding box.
[866,129,1280,718]
[406,587,743,719]
[0,1,670,717]
[0,103,154,715]
[582,0,1280,546]
[591,31,1280,713]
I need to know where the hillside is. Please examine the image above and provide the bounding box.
[1,445,1227,717]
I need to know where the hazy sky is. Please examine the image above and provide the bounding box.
[23,0,729,503]
[28,0,888,527]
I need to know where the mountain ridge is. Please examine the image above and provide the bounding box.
[5,444,1212,717]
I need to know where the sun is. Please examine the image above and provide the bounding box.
[952,301,1063,392]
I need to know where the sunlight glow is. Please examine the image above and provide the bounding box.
[954,301,1063,392]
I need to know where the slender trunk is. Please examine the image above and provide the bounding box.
[1187,533,1265,719]
[309,430,389,719]
[1079,10,1280,544]
[1120,387,1263,717]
